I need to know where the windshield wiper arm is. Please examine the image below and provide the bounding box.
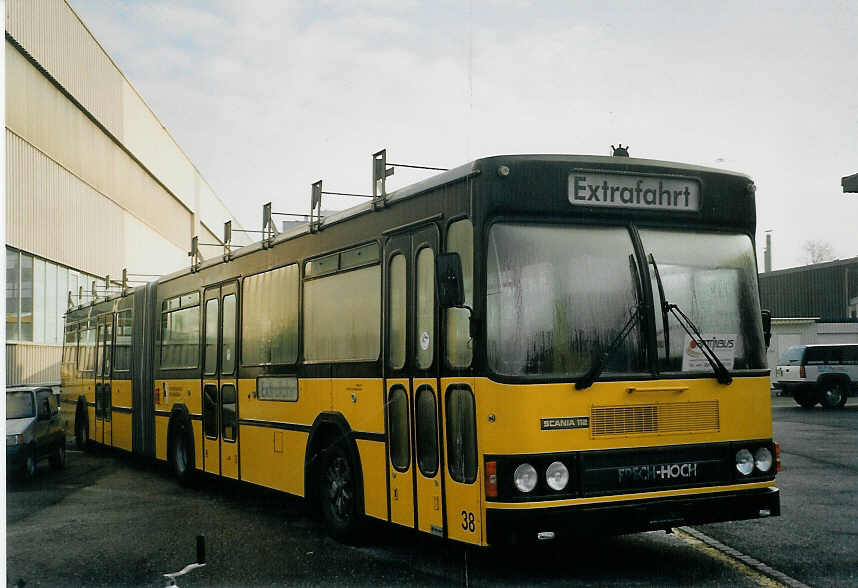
[648,254,732,385]
[576,304,643,390]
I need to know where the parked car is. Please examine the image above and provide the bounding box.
[775,344,858,409]
[6,386,67,478]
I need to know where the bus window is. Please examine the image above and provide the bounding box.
[304,265,381,362]
[113,311,133,373]
[222,294,236,375]
[204,299,218,375]
[416,247,434,369]
[160,296,200,370]
[446,385,476,484]
[388,386,409,472]
[388,254,406,370]
[416,385,438,477]
[242,264,299,365]
[445,220,473,368]
[222,384,236,441]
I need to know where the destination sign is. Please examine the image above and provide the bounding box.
[568,172,700,212]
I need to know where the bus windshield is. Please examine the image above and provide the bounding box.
[640,230,766,371]
[487,224,644,378]
[486,224,766,379]
[7,391,35,419]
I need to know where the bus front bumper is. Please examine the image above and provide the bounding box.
[485,487,780,545]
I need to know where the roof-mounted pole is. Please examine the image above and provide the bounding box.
[122,269,129,296]
[223,221,232,261]
[262,202,279,248]
[68,290,74,310]
[310,181,323,233]
[91,280,98,303]
[189,236,203,272]
[372,149,394,209]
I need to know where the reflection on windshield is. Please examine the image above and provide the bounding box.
[7,391,35,419]
[640,230,765,371]
[487,224,644,377]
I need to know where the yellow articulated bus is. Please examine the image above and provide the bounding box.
[61,152,780,546]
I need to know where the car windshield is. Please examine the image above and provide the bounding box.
[7,391,35,419]
[487,224,644,378]
[640,229,766,371]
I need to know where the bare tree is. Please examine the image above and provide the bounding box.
[802,240,835,265]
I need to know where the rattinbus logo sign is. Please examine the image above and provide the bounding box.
[681,333,737,371]
[568,172,701,212]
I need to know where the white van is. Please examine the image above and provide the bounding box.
[775,344,858,409]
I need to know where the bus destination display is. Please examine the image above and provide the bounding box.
[569,172,701,212]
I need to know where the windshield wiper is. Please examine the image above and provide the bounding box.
[575,303,643,390]
[648,254,732,385]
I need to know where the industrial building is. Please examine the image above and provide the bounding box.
[759,257,858,374]
[5,0,248,385]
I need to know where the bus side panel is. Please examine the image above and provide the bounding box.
[356,438,388,521]
[238,378,326,495]
[328,377,388,519]
[111,378,133,452]
[239,424,307,496]
[153,378,201,462]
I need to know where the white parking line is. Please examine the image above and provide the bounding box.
[676,527,811,588]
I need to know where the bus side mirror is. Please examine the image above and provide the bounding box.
[761,309,772,349]
[437,252,464,309]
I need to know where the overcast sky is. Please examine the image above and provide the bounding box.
[73,0,857,270]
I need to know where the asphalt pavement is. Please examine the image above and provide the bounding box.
[6,395,856,586]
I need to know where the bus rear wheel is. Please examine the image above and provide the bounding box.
[170,418,195,486]
[319,441,363,543]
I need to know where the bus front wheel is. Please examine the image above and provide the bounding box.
[319,441,364,543]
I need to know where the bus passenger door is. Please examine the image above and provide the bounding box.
[201,282,240,479]
[411,226,444,537]
[94,314,113,446]
[384,235,414,527]
[202,290,221,475]
[218,282,239,480]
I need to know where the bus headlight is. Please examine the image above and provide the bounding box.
[754,447,773,472]
[513,463,537,493]
[735,449,754,475]
[545,461,569,491]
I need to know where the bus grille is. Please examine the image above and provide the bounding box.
[591,401,719,437]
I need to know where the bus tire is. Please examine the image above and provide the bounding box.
[319,440,364,543]
[75,402,90,450]
[169,413,195,487]
[794,389,816,409]
[819,381,846,409]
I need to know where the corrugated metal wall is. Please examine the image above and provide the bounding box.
[6,46,192,252]
[6,130,124,277]
[5,0,124,138]
[759,261,857,320]
[6,344,62,385]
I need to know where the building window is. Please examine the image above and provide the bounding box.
[7,249,20,341]
[5,246,101,345]
[20,253,33,342]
